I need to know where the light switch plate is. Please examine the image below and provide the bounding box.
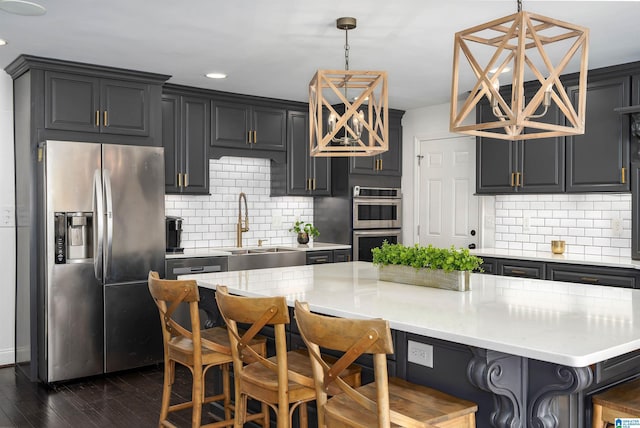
[0,206,14,228]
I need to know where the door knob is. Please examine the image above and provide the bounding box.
[470,230,476,236]
[468,243,476,249]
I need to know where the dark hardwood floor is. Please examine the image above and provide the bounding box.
[0,363,228,427]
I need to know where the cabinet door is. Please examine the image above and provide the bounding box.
[162,95,181,193]
[519,89,565,192]
[498,259,545,279]
[566,75,630,192]
[475,102,517,193]
[546,263,638,289]
[100,79,150,136]
[45,71,100,133]
[376,123,402,176]
[287,110,311,195]
[306,250,334,264]
[333,249,352,263]
[181,96,210,194]
[211,100,251,148]
[252,106,286,151]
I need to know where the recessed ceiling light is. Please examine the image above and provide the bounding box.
[0,39,7,46]
[0,0,46,16]
[205,72,227,79]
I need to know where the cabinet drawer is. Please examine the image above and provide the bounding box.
[546,264,638,289]
[498,260,545,279]
[306,250,334,265]
[477,257,497,274]
[333,249,352,263]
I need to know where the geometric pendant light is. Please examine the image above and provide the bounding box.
[450,1,589,140]
[309,17,389,156]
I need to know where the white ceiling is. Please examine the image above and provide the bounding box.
[1,0,640,110]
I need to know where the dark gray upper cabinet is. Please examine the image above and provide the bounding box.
[162,90,209,195]
[270,109,330,196]
[45,71,151,136]
[349,118,402,176]
[211,99,286,151]
[6,55,168,147]
[329,109,404,195]
[476,93,564,194]
[566,74,630,192]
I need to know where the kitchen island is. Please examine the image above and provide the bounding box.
[182,262,640,428]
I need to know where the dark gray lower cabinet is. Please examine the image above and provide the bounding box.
[305,249,352,264]
[546,263,639,288]
[477,255,640,289]
[498,259,546,279]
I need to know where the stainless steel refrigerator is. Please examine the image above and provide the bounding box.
[31,140,165,383]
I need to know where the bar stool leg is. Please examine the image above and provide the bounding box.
[159,360,173,425]
[591,403,605,428]
[192,367,203,427]
[222,364,231,421]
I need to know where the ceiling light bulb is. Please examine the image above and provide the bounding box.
[0,39,7,46]
[205,72,227,79]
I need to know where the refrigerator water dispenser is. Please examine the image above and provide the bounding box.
[54,212,93,263]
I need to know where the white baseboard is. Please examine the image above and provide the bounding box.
[0,347,15,366]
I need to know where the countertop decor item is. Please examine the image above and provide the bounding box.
[289,220,319,245]
[450,0,589,141]
[551,240,566,254]
[309,16,388,157]
[372,242,483,291]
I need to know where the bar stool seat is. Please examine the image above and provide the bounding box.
[592,377,640,428]
[294,300,477,428]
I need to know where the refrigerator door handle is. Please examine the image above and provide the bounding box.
[93,169,104,281]
[104,169,114,279]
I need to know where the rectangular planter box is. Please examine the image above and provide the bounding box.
[378,265,471,292]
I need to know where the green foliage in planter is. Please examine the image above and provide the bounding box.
[371,241,483,272]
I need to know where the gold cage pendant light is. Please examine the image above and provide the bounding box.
[309,17,389,157]
[450,0,589,140]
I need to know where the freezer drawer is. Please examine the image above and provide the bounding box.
[104,281,163,373]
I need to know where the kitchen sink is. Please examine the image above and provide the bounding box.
[227,247,305,271]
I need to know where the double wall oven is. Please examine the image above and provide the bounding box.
[352,186,402,261]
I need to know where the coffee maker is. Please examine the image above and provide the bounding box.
[166,216,184,253]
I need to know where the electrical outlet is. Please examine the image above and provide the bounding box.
[611,218,623,237]
[271,215,282,228]
[407,340,433,368]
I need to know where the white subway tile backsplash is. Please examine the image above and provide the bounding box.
[495,194,632,257]
[165,157,314,249]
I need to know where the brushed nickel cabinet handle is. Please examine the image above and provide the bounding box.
[580,276,599,283]
[511,269,526,275]
[379,158,383,170]
[511,172,515,187]
[247,131,252,144]
[95,110,100,126]
[253,130,257,144]
[177,173,182,187]
[184,173,188,187]
[103,111,108,127]
[622,167,626,184]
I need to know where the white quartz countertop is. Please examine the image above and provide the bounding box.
[166,242,351,259]
[182,261,640,367]
[471,247,640,270]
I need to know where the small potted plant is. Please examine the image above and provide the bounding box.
[289,220,320,245]
[371,242,483,291]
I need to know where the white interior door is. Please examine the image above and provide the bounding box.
[417,136,479,249]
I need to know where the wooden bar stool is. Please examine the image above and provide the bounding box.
[148,272,267,428]
[592,377,640,428]
[294,300,478,428]
[215,285,361,428]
